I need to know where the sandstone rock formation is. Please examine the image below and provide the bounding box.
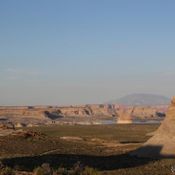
[15,122,26,128]
[117,107,134,124]
[0,104,167,126]
[131,97,175,158]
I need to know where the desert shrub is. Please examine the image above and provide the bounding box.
[14,164,25,171]
[0,167,15,175]
[71,161,83,175]
[34,162,99,175]
[34,167,46,175]
[41,163,52,175]
[53,162,83,175]
[54,167,69,175]
[34,163,52,175]
[0,161,4,169]
[81,166,99,175]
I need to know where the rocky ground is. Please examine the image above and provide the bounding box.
[0,124,174,175]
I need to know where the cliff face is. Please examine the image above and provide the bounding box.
[0,104,118,118]
[116,105,167,124]
[0,105,166,117]
[0,104,167,125]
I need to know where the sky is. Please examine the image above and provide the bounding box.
[0,0,175,105]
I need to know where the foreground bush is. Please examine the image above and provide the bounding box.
[34,163,52,175]
[33,162,99,175]
[81,166,99,175]
[0,167,15,175]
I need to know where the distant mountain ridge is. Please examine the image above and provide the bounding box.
[108,93,170,106]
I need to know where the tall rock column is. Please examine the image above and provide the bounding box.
[131,97,175,158]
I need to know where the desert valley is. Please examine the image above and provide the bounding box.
[0,94,174,175]
[1,1,175,174]
[0,94,168,129]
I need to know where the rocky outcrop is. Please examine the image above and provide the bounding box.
[0,105,117,119]
[59,106,93,117]
[0,122,15,130]
[117,107,133,124]
[129,106,167,120]
[0,104,168,126]
[12,130,46,139]
[44,110,63,120]
[131,97,175,158]
[15,122,26,128]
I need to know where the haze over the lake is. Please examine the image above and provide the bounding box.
[0,0,175,105]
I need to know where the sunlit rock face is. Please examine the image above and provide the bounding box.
[131,97,175,158]
[117,107,134,124]
[0,103,168,127]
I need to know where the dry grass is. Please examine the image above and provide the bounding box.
[0,124,174,174]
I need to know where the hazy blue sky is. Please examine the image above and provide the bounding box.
[0,0,175,105]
